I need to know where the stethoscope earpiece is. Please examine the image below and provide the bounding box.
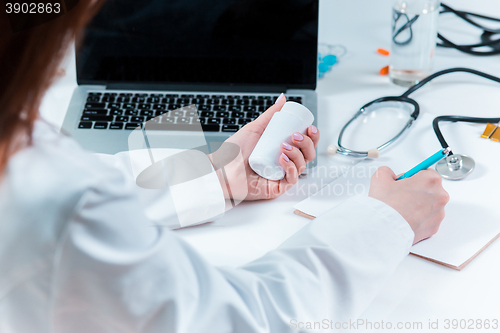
[327,144,338,155]
[367,149,380,159]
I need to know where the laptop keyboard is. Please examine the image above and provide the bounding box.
[79,92,303,132]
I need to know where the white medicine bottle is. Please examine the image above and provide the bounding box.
[249,101,314,181]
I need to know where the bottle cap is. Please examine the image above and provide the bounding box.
[281,102,314,125]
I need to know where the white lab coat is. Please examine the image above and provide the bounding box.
[0,120,414,333]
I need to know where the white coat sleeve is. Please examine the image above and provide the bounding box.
[50,169,414,333]
[94,149,226,229]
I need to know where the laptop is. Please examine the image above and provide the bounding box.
[62,0,319,160]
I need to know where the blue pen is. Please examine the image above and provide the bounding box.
[396,147,451,180]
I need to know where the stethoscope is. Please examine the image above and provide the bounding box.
[328,68,500,180]
[393,3,500,56]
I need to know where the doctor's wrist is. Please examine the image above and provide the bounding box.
[207,153,231,200]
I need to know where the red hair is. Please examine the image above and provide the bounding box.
[0,0,103,173]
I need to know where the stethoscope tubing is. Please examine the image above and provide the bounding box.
[337,96,419,158]
[337,68,500,158]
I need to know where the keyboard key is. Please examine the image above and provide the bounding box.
[207,99,220,105]
[160,97,174,104]
[243,106,257,112]
[222,125,239,132]
[196,94,209,99]
[165,94,179,98]
[216,111,230,118]
[78,121,92,129]
[238,118,252,125]
[187,111,198,117]
[288,96,302,102]
[168,104,181,110]
[221,99,234,105]
[123,103,136,109]
[115,116,129,122]
[110,109,123,116]
[138,103,151,109]
[252,99,264,106]
[232,111,245,118]
[201,124,220,132]
[211,95,224,99]
[119,93,133,96]
[125,123,142,130]
[140,110,154,117]
[87,96,101,102]
[207,118,221,125]
[178,117,190,124]
[81,115,113,122]
[88,92,102,96]
[109,103,121,109]
[131,116,145,122]
[134,93,148,97]
[132,97,146,103]
[85,103,106,109]
[213,105,227,112]
[125,109,139,116]
[103,92,117,96]
[229,106,242,112]
[153,103,166,110]
[236,99,250,106]
[223,118,237,124]
[177,98,190,104]
[181,94,194,98]
[201,111,214,118]
[93,122,108,129]
[162,117,175,123]
[150,93,164,97]
[83,109,107,116]
[192,98,204,104]
[116,97,130,103]
[246,112,260,119]
[173,110,184,117]
[147,97,161,103]
[198,105,211,111]
[101,96,115,103]
[109,123,124,130]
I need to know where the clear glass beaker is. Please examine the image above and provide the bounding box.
[390,0,439,87]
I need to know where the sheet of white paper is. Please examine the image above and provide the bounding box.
[294,113,500,269]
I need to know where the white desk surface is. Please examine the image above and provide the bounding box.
[41,0,500,331]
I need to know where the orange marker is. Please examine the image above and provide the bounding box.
[377,48,390,56]
[379,65,389,75]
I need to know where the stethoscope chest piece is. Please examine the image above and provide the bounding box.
[435,154,475,180]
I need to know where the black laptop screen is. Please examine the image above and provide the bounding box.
[76,0,318,90]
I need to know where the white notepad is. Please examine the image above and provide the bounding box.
[294,113,500,270]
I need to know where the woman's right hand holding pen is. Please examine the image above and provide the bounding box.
[369,166,450,245]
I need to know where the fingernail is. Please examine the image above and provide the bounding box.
[310,125,318,134]
[281,153,290,162]
[274,93,285,104]
[281,142,292,151]
[292,132,303,141]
